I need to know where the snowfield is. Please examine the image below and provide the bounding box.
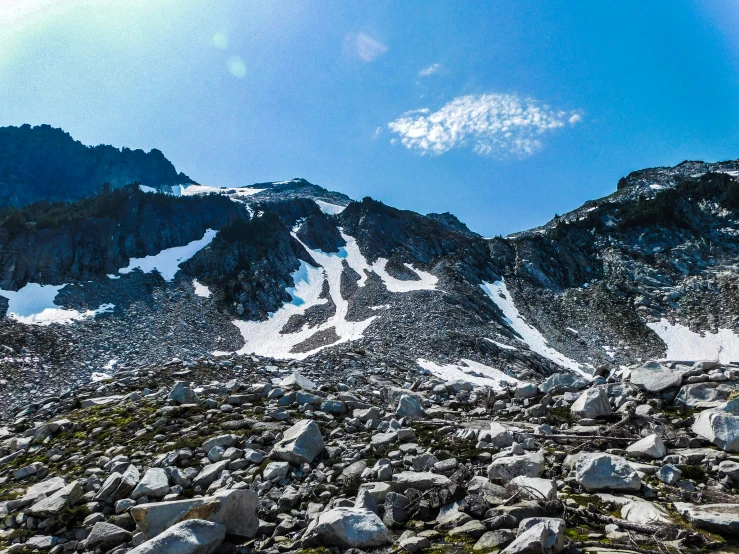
[118,229,217,281]
[417,358,520,390]
[192,279,212,298]
[217,226,438,359]
[0,283,114,326]
[314,200,347,215]
[647,319,739,363]
[480,279,592,378]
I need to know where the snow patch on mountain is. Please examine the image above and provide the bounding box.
[192,279,211,298]
[417,358,520,390]
[314,200,347,215]
[118,229,217,282]
[371,259,438,292]
[0,283,114,326]
[647,319,739,364]
[480,279,592,378]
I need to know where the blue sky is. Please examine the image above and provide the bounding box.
[1,0,738,236]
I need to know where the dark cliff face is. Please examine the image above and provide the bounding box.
[0,187,241,288]
[0,124,193,207]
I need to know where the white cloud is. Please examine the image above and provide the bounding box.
[387,93,582,158]
[345,32,388,62]
[418,63,443,77]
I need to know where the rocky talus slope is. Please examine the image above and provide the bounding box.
[2,355,739,553]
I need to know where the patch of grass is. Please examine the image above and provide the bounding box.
[679,464,707,483]
[50,504,89,532]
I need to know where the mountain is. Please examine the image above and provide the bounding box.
[3,130,739,550]
[0,124,193,207]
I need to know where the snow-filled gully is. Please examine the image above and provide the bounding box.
[217,228,437,360]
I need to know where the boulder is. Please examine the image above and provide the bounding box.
[132,468,169,500]
[510,476,557,501]
[115,465,140,500]
[86,522,133,550]
[474,530,516,551]
[673,503,739,536]
[307,507,390,548]
[396,394,426,419]
[192,460,230,489]
[271,419,325,464]
[131,489,258,539]
[625,434,667,459]
[488,422,514,448]
[127,519,226,554]
[392,471,451,491]
[630,364,682,392]
[94,472,122,501]
[575,453,641,492]
[501,518,565,554]
[279,372,316,390]
[692,410,739,452]
[488,453,546,481]
[621,500,671,525]
[539,374,587,394]
[168,381,201,405]
[675,383,736,409]
[570,387,612,419]
[27,481,82,515]
[202,434,238,452]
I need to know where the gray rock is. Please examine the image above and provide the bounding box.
[354,489,379,514]
[626,434,666,459]
[487,453,546,481]
[718,460,739,480]
[86,522,133,550]
[271,419,325,464]
[320,399,347,414]
[510,476,557,501]
[263,461,290,481]
[391,471,451,491]
[673,503,739,536]
[168,382,201,405]
[130,489,258,539]
[475,530,516,551]
[94,472,122,501]
[501,518,565,554]
[657,464,682,485]
[202,434,238,452]
[692,409,739,452]
[675,382,736,409]
[396,394,426,419]
[307,507,390,548]
[192,460,230,489]
[575,453,641,492]
[630,364,683,392]
[621,500,671,525]
[132,468,170,500]
[488,422,514,448]
[538,374,587,394]
[279,372,316,390]
[27,481,83,515]
[127,519,226,554]
[115,465,140,500]
[570,387,612,419]
[514,383,537,399]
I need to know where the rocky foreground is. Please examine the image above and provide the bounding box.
[2,355,739,554]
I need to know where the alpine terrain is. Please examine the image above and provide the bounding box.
[2,125,739,553]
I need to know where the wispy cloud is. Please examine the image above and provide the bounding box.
[345,32,388,62]
[418,63,443,77]
[387,93,582,158]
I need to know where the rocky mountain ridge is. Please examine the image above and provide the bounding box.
[3,129,739,551]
